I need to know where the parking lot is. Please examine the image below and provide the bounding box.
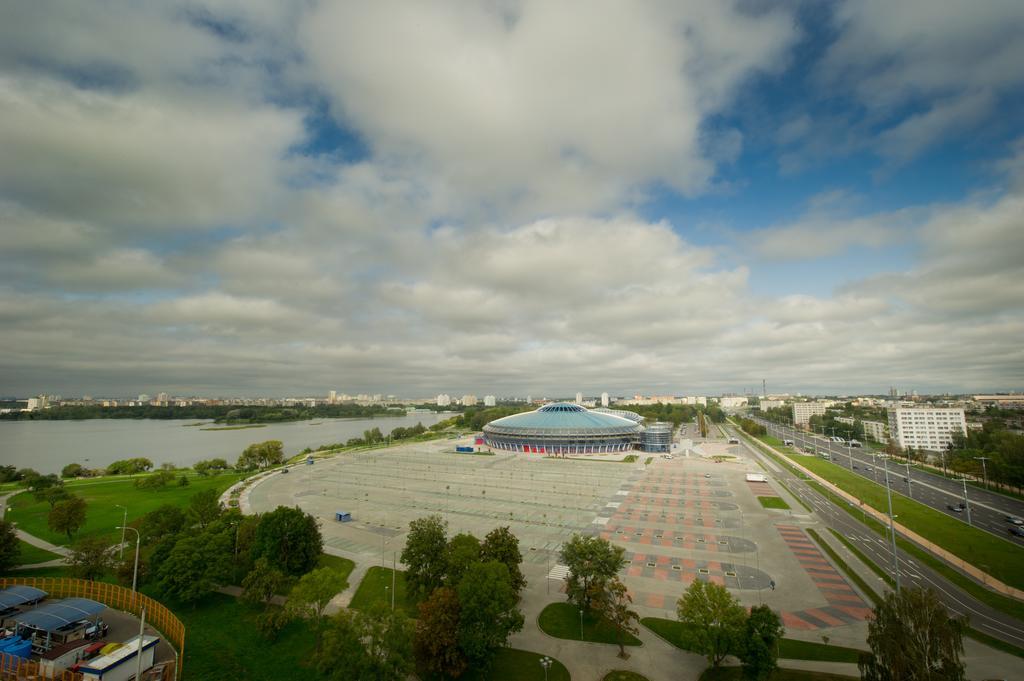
[248,436,871,630]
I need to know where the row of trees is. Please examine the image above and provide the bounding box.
[400,515,526,677]
[948,421,1024,492]
[737,417,767,437]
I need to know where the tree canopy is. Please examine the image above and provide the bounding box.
[414,586,466,678]
[252,505,323,576]
[319,605,414,681]
[68,535,113,581]
[560,533,627,611]
[676,579,747,667]
[236,440,285,470]
[456,560,524,669]
[287,566,348,653]
[740,605,785,680]
[480,525,526,594]
[401,514,449,599]
[0,520,20,572]
[859,587,967,681]
[48,495,87,541]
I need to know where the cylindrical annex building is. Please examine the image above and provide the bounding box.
[483,402,642,454]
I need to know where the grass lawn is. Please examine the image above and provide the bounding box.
[349,566,419,618]
[15,540,62,566]
[317,553,356,584]
[758,496,791,510]
[435,648,570,681]
[604,671,650,681]
[640,618,863,663]
[157,591,317,681]
[740,428,1024,591]
[537,602,642,647]
[5,472,245,546]
[700,669,857,681]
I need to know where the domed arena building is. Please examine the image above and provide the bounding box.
[483,402,643,454]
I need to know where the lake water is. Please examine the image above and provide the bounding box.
[0,412,451,474]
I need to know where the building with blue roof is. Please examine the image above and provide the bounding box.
[483,402,643,454]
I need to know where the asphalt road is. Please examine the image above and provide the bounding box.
[747,414,1024,544]
[724,422,1024,649]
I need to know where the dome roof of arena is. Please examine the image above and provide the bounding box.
[483,402,643,436]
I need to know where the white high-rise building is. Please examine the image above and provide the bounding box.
[792,401,830,425]
[759,399,786,411]
[328,390,337,404]
[601,392,609,407]
[461,395,478,407]
[719,396,748,408]
[436,394,451,407]
[575,392,583,404]
[483,395,496,407]
[888,408,966,452]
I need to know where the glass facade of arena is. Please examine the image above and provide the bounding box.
[641,422,672,452]
[483,403,643,454]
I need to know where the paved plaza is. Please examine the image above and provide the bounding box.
[247,435,873,632]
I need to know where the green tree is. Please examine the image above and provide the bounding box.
[106,458,153,475]
[560,533,627,611]
[480,525,527,594]
[140,504,187,544]
[115,556,148,588]
[48,495,87,541]
[241,557,288,608]
[0,520,20,572]
[414,586,467,678]
[287,566,348,654]
[445,532,481,586]
[740,605,784,680]
[859,587,967,681]
[252,506,323,576]
[134,469,175,489]
[61,463,84,478]
[188,488,223,529]
[401,514,448,599]
[236,440,285,470]
[319,605,414,681]
[41,485,72,508]
[157,527,234,604]
[456,560,524,669]
[593,576,639,659]
[67,535,113,581]
[676,579,747,667]
[193,458,230,476]
[30,474,63,501]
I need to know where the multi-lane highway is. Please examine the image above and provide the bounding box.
[747,414,1024,543]
[724,422,1024,649]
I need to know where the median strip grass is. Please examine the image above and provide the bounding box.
[538,602,641,646]
[758,496,791,510]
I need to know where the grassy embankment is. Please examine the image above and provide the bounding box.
[641,618,862,663]
[735,425,1024,656]
[4,472,245,546]
[538,602,642,646]
[14,540,62,566]
[732,425,1024,592]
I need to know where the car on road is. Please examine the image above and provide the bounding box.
[1009,526,1024,538]
[947,503,965,513]
[728,437,739,444]
[783,439,794,446]
[1006,515,1024,525]
[849,440,862,448]
[704,473,711,479]
[852,464,859,470]
[864,466,873,472]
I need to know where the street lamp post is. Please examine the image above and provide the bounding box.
[904,461,913,497]
[539,656,552,681]
[961,478,972,525]
[115,505,127,560]
[974,457,990,490]
[879,458,900,593]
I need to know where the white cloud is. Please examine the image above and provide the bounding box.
[299,0,797,217]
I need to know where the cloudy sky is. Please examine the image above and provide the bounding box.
[1,1,1023,398]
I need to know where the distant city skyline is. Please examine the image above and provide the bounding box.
[1,3,1022,397]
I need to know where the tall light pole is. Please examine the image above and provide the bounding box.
[115,505,127,560]
[961,478,972,525]
[579,607,584,641]
[879,457,900,592]
[974,457,990,490]
[904,461,913,498]
[539,656,552,681]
